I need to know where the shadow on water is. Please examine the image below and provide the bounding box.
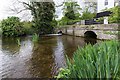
[84,31,97,45]
[28,37,56,78]
[0,35,100,78]
[84,38,97,45]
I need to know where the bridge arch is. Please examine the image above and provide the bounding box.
[84,31,97,39]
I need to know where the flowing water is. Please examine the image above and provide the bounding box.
[0,35,99,78]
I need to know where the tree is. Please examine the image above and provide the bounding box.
[22,21,34,35]
[0,16,25,37]
[58,1,81,25]
[84,2,97,13]
[81,7,96,20]
[81,2,97,20]
[10,0,55,35]
[108,6,120,23]
[63,1,81,20]
[23,1,55,35]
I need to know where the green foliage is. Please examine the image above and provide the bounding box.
[96,17,104,22]
[58,1,97,26]
[57,1,81,26]
[17,38,21,46]
[0,16,25,37]
[55,68,70,78]
[63,1,81,20]
[32,33,39,42]
[0,28,2,35]
[81,7,96,20]
[57,17,70,26]
[51,19,57,28]
[80,2,97,20]
[84,2,97,13]
[22,21,34,35]
[108,6,120,23]
[57,40,120,79]
[29,2,55,34]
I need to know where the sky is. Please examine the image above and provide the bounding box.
[0,0,11,20]
[0,0,32,21]
[0,0,83,21]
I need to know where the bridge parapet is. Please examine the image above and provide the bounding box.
[56,23,119,40]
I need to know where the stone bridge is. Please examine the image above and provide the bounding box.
[56,23,120,40]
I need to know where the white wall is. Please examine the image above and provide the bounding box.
[97,0,115,12]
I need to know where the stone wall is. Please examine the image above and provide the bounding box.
[57,23,119,40]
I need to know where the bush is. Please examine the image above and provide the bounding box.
[56,40,120,79]
[22,21,34,35]
[1,16,25,37]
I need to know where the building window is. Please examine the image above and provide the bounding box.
[105,0,108,5]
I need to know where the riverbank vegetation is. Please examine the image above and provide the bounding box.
[57,1,81,26]
[57,1,96,27]
[1,1,119,37]
[22,21,34,35]
[0,1,56,37]
[25,2,55,35]
[108,6,120,23]
[0,17,34,37]
[0,1,98,36]
[56,40,120,79]
[32,33,39,43]
[0,17,25,37]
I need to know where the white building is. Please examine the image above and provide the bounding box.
[97,0,119,12]
[97,0,119,24]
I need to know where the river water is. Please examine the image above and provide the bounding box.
[0,35,98,78]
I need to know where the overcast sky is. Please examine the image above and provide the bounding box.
[0,0,83,21]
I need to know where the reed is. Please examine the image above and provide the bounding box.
[17,38,21,46]
[32,33,39,42]
[56,40,120,79]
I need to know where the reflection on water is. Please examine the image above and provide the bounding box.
[0,35,99,78]
[2,37,20,54]
[28,37,55,78]
[0,37,33,78]
[84,38,97,45]
[53,37,66,75]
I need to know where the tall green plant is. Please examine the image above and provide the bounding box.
[56,40,120,79]
[32,33,39,43]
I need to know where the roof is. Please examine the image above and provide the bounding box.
[95,11,112,18]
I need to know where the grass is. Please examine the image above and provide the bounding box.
[56,40,120,79]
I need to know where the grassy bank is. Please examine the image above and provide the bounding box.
[56,40,120,79]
